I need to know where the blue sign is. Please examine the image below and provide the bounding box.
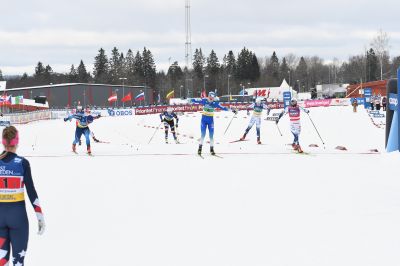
[283,91,292,109]
[364,88,372,108]
[389,93,398,111]
[356,98,365,105]
[107,108,133,117]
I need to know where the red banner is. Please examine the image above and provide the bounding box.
[135,102,284,115]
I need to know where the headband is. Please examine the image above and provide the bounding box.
[2,132,19,146]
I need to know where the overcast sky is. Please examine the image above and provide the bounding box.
[1,0,400,75]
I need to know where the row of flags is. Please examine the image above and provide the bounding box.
[107,92,145,103]
[107,87,263,104]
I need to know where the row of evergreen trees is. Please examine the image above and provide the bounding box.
[2,46,400,98]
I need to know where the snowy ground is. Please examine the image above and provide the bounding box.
[13,106,400,266]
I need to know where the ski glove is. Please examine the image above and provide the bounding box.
[176,124,179,128]
[305,109,310,114]
[63,117,70,122]
[38,218,46,235]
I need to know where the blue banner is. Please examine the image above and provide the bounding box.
[364,88,372,108]
[356,97,365,105]
[283,91,291,109]
[389,93,398,111]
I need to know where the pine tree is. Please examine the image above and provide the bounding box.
[167,61,184,92]
[206,50,220,90]
[279,57,290,84]
[119,52,126,79]
[266,51,280,86]
[68,64,78,82]
[93,48,110,83]
[366,48,378,82]
[77,60,89,83]
[134,51,144,84]
[0,69,3,81]
[109,47,121,84]
[142,47,157,88]
[44,65,53,83]
[225,50,236,75]
[295,57,308,92]
[250,53,260,82]
[125,49,136,84]
[35,62,45,78]
[192,48,205,79]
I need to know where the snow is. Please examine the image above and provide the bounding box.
[12,106,400,266]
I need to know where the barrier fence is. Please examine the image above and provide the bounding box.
[0,98,354,124]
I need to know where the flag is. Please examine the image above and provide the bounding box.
[135,92,145,101]
[14,96,24,104]
[108,93,117,102]
[230,94,233,101]
[166,90,174,99]
[0,95,11,105]
[201,90,207,98]
[121,92,132,102]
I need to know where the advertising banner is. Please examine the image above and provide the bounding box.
[364,88,372,108]
[283,91,291,109]
[304,99,332,108]
[389,93,398,111]
[134,102,285,116]
[107,109,134,117]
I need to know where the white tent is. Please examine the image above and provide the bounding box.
[244,79,297,100]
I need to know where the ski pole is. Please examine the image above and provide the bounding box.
[224,114,236,135]
[306,113,325,147]
[276,122,283,136]
[148,122,162,144]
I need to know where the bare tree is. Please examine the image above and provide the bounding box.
[371,29,390,80]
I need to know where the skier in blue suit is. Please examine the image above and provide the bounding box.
[191,91,237,155]
[64,108,101,154]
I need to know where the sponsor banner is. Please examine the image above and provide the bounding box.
[134,102,285,116]
[389,93,398,111]
[330,98,351,106]
[373,114,385,118]
[369,110,380,114]
[356,98,365,105]
[364,88,372,108]
[283,91,291,109]
[0,121,10,127]
[304,99,332,108]
[107,109,133,117]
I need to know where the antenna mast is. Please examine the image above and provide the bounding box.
[185,0,193,97]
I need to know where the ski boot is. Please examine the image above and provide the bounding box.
[165,138,169,144]
[198,145,203,155]
[292,143,298,151]
[87,145,92,155]
[210,146,216,156]
[72,144,77,153]
[175,138,180,144]
[240,134,247,141]
[297,145,303,153]
[257,137,261,145]
[78,139,82,146]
